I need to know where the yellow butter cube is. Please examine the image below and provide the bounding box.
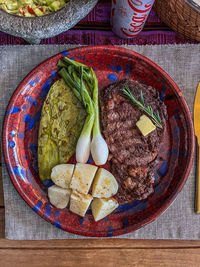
[136,115,156,136]
[70,163,98,194]
[70,191,93,217]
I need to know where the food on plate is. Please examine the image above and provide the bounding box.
[38,79,86,181]
[91,198,119,222]
[100,79,167,203]
[58,57,108,165]
[48,163,119,220]
[92,168,118,198]
[0,0,68,17]
[40,56,167,221]
[90,67,109,166]
[136,115,156,136]
[121,86,162,129]
[51,164,74,188]
[70,191,93,217]
[48,185,71,209]
[70,163,98,194]
[58,58,94,164]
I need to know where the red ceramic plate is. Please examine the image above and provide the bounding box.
[2,46,195,237]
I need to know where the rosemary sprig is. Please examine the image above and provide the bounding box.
[121,85,162,129]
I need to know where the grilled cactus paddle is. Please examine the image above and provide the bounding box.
[38,79,86,181]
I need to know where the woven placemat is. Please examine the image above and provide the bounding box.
[0,44,200,240]
[154,0,200,42]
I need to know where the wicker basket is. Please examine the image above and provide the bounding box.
[154,0,200,42]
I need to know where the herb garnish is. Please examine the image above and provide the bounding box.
[121,85,162,129]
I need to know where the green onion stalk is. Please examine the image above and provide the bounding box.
[90,69,108,165]
[72,67,95,163]
[58,57,108,165]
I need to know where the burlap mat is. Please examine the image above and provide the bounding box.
[0,44,199,240]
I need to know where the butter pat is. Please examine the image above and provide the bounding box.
[136,115,156,136]
[70,191,93,217]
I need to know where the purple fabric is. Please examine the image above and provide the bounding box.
[0,0,196,45]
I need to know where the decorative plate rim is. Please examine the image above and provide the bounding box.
[2,46,195,237]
